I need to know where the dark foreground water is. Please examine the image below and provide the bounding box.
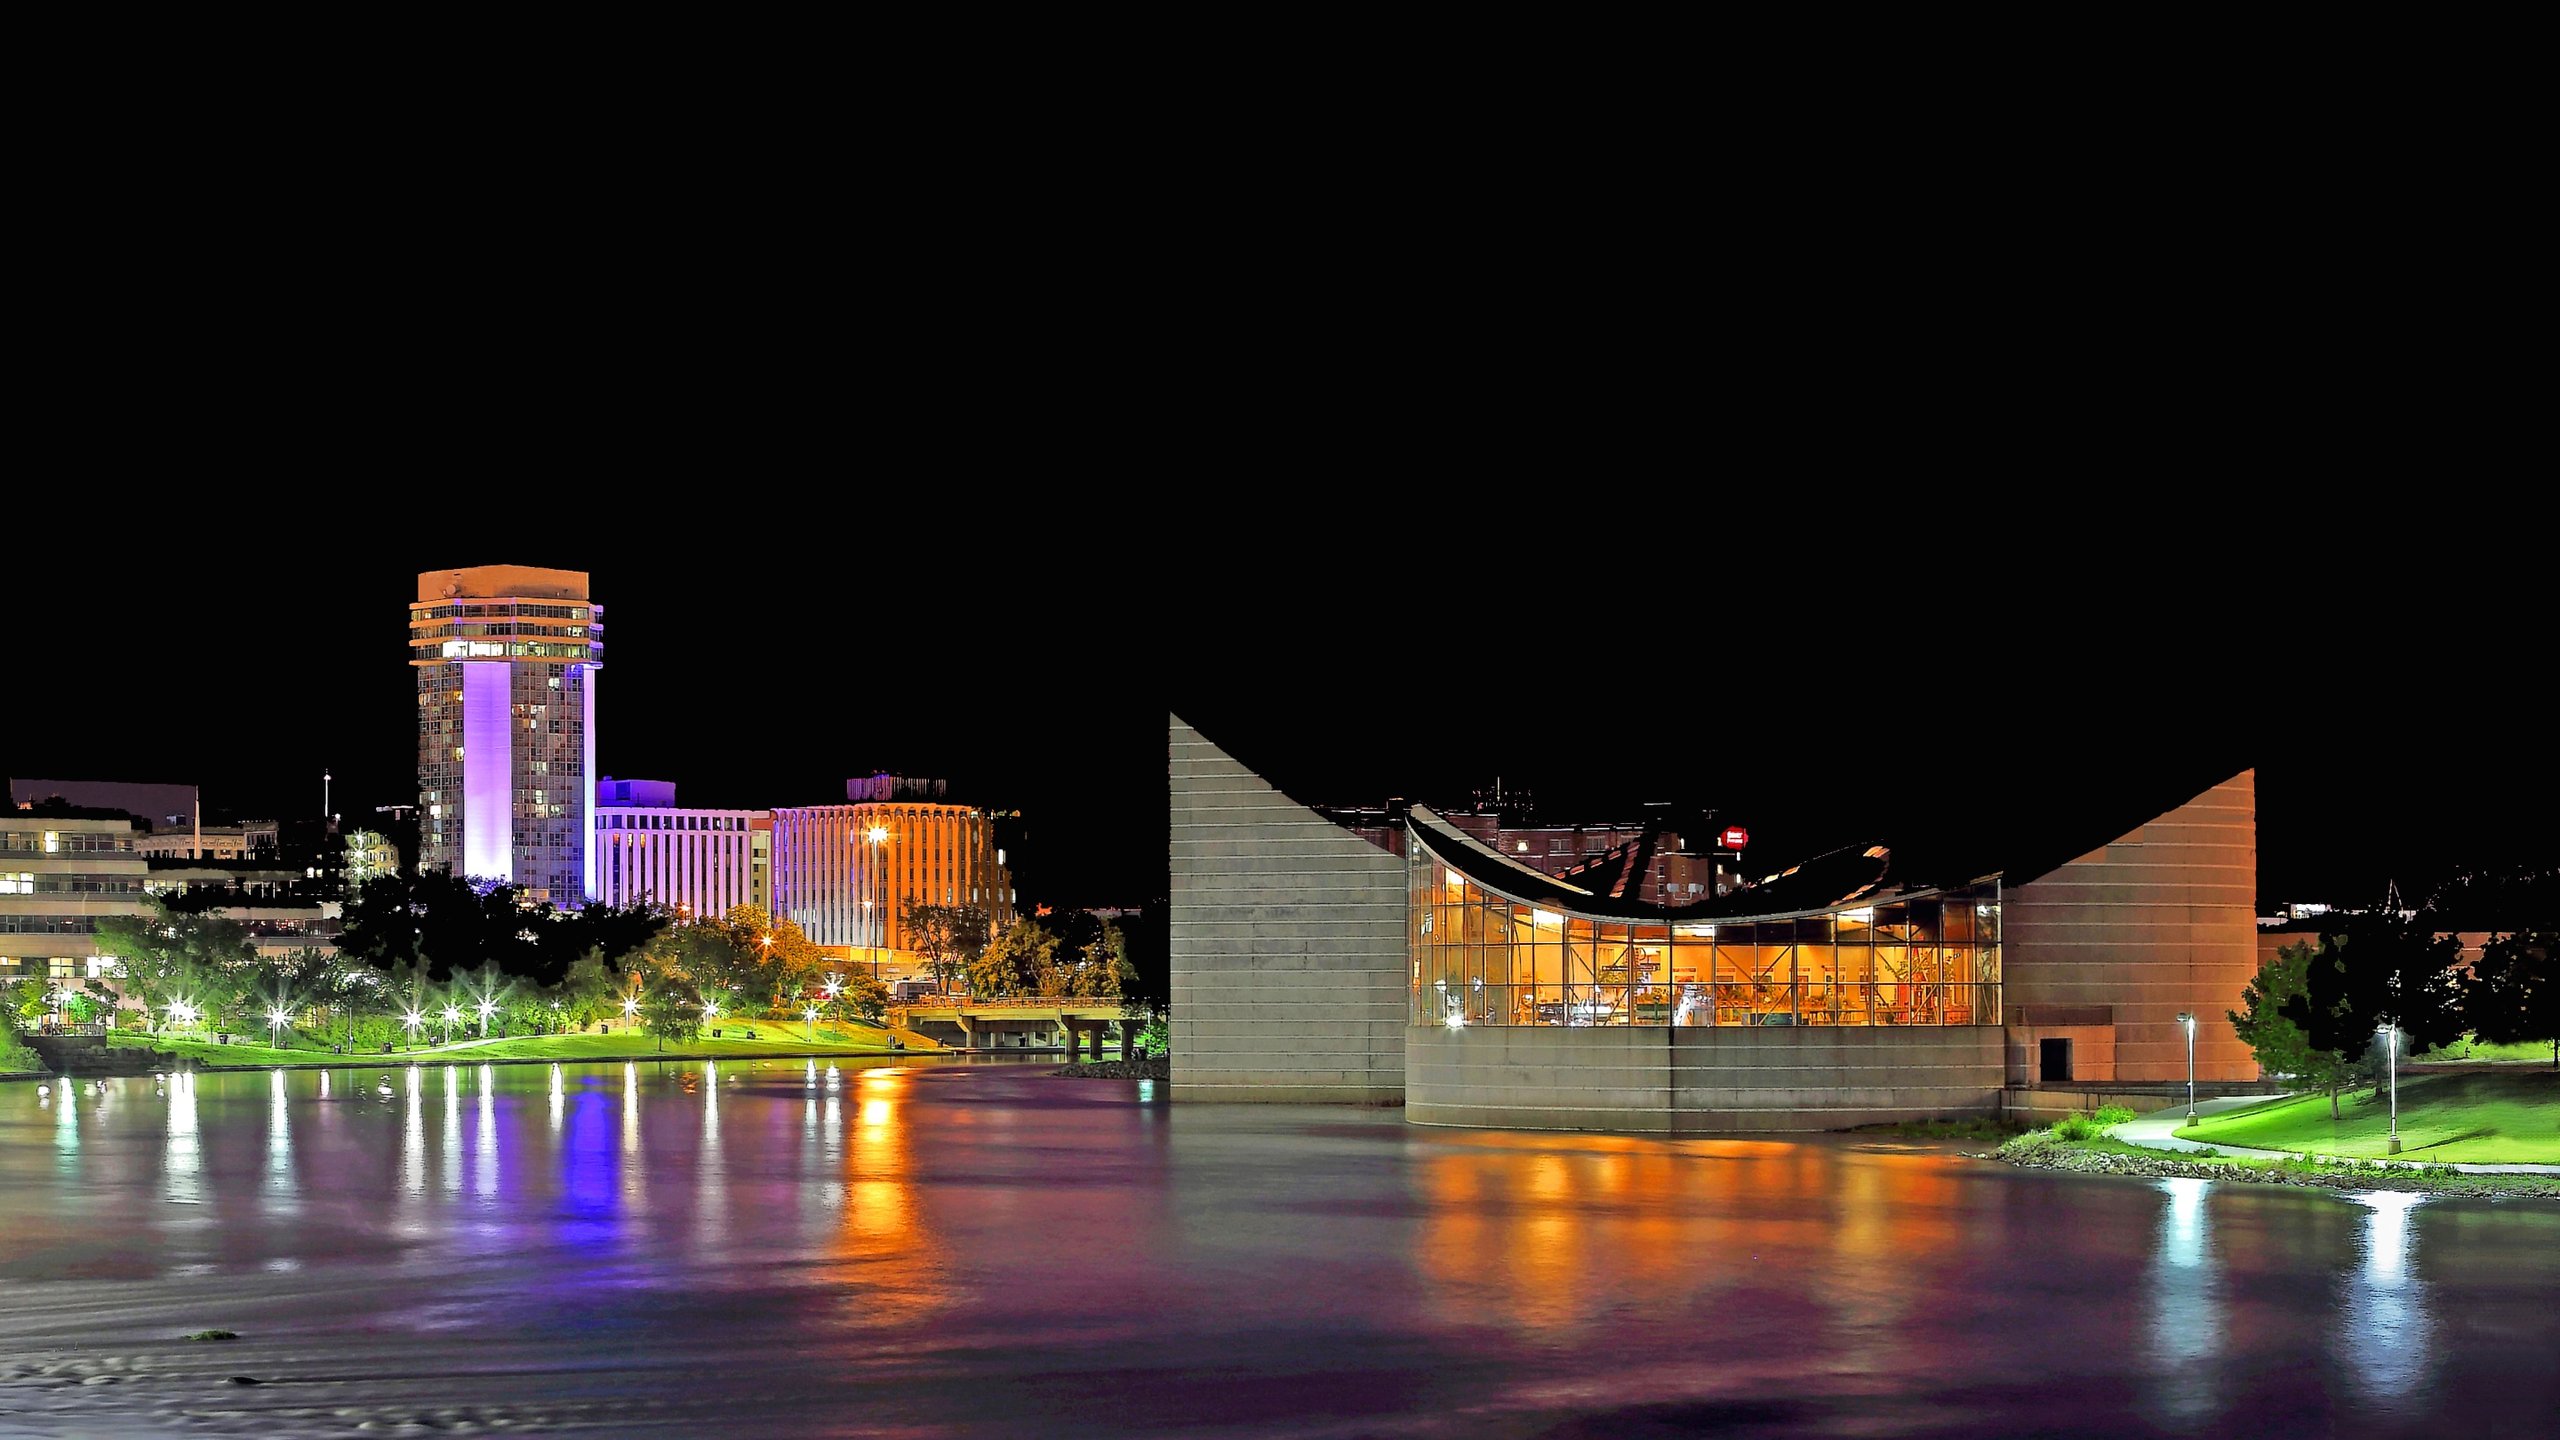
[3,1062,2556,1439]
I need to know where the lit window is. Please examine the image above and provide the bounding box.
[1516,841,1528,853]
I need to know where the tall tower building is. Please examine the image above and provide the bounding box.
[411,566,602,904]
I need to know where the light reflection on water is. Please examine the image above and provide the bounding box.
[2344,1190,2432,1407]
[1,1064,2554,1438]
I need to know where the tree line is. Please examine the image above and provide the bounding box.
[18,873,1171,1056]
[2232,909,2556,1116]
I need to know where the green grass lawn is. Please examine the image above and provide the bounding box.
[2175,1070,2560,1163]
[2416,1035,2560,1065]
[108,1021,942,1070]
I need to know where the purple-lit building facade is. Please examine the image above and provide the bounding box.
[592,778,771,918]
[411,566,600,904]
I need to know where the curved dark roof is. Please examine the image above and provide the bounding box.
[1410,806,1986,924]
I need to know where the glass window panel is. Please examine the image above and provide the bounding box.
[1942,901,1974,944]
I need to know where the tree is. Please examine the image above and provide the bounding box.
[903,902,990,993]
[718,906,827,1016]
[826,970,891,1022]
[638,973,706,1051]
[2464,929,2558,1067]
[91,898,257,1032]
[969,918,1060,998]
[2230,942,2355,1115]
[2284,914,2465,1116]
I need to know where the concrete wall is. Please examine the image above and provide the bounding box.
[2005,771,2259,1082]
[1170,716,1407,1103]
[1406,1024,2005,1133]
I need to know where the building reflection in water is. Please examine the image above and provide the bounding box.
[2144,1177,2220,1423]
[265,1069,295,1211]
[1415,1134,1846,1336]
[164,1071,199,1206]
[2343,1191,2430,1405]
[477,1065,499,1201]
[828,1065,943,1323]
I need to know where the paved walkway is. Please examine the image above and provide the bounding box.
[2112,1094,2560,1175]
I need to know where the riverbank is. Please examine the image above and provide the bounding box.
[1993,1129,2560,1199]
[0,1025,947,1078]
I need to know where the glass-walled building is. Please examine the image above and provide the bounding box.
[1408,811,2000,1030]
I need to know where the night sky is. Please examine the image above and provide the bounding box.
[12,499,2545,914]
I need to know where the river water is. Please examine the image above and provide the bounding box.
[1,1060,2554,1438]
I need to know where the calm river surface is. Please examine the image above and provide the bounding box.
[2,1060,2555,1438]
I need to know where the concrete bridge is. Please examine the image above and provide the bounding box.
[895,996,1133,1059]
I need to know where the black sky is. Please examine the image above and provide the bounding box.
[5,212,2546,913]
[6,491,2546,914]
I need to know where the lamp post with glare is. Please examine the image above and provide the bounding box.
[2177,1012,2196,1123]
[804,1004,820,1041]
[2384,1023,2401,1154]
[442,1005,461,1047]
[267,1007,291,1051]
[866,824,889,984]
[402,1009,425,1051]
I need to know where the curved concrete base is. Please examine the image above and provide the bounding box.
[1405,1023,2004,1133]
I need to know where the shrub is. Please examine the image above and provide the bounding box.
[2091,1104,2137,1128]
[2054,1113,2100,1142]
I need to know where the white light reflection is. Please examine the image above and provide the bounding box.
[55,1073,79,1167]
[822,1064,843,1204]
[401,1067,425,1199]
[2342,1191,2431,1405]
[476,1064,497,1200]
[442,1066,461,1196]
[698,1061,726,1241]
[265,1069,296,1208]
[2143,1177,2219,1423]
[164,1072,200,1205]
[549,1063,565,1135]
[621,1062,645,1217]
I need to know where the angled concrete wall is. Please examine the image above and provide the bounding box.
[1405,1025,2003,1133]
[2004,770,2259,1082]
[1170,716,1406,1103]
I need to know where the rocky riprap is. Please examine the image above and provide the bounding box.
[1991,1134,2560,1199]
[1053,1059,1168,1080]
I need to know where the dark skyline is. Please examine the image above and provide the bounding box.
[10,507,2547,911]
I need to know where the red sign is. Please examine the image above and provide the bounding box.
[1720,827,1749,849]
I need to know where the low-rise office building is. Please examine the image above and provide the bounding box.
[0,817,151,988]
[592,778,770,918]
[771,780,1017,955]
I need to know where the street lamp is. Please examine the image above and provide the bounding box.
[2383,1023,2401,1154]
[2177,1012,2196,1123]
[401,1008,425,1050]
[804,1003,819,1041]
[267,1007,291,1050]
[865,824,889,983]
[476,998,497,1039]
[621,993,640,1030]
[441,1004,461,1046]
